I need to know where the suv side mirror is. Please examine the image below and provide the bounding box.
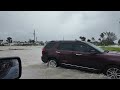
[90,50,97,54]
[0,57,22,79]
[104,50,109,53]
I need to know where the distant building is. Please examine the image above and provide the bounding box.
[2,42,9,46]
[0,40,4,46]
[0,40,3,43]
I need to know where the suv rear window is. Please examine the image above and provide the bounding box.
[44,42,56,49]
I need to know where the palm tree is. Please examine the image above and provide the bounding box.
[87,39,91,42]
[91,37,95,42]
[79,36,86,41]
[79,36,82,41]
[100,33,104,40]
[98,38,101,42]
[6,37,12,46]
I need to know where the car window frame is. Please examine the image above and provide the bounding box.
[72,42,100,53]
[57,42,74,51]
[44,42,56,49]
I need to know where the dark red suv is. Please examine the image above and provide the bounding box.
[41,40,120,79]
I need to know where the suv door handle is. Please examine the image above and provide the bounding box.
[56,51,60,54]
[76,54,82,56]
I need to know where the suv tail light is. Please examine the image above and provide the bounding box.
[42,48,46,55]
[42,48,45,52]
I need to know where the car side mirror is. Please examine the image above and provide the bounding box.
[90,50,97,54]
[0,57,22,79]
[104,50,109,53]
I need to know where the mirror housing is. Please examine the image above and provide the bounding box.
[89,50,97,54]
[104,50,109,53]
[0,57,22,79]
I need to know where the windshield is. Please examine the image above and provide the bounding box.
[85,42,105,53]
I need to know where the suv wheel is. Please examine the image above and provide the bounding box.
[47,59,58,68]
[104,65,120,79]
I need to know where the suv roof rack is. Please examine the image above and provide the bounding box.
[50,40,82,43]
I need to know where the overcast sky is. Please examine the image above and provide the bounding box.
[0,11,120,42]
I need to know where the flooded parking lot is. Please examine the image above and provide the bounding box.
[0,46,108,79]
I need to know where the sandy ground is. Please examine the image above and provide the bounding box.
[0,46,108,79]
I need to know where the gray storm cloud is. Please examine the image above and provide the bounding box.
[0,11,120,42]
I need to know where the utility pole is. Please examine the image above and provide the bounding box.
[63,36,64,41]
[33,30,35,42]
[36,37,37,42]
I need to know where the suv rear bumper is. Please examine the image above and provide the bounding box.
[41,56,48,63]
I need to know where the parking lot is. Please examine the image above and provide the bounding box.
[0,46,107,79]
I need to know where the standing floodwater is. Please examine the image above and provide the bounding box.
[0,46,107,79]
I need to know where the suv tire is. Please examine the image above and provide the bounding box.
[47,59,58,68]
[103,65,120,79]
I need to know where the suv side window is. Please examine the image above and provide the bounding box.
[57,43,73,51]
[45,42,56,49]
[73,43,96,52]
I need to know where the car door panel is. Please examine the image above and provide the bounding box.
[71,42,104,70]
[56,50,73,64]
[56,42,73,64]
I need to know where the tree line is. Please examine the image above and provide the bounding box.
[0,37,45,46]
[79,31,120,46]
[1,31,120,46]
